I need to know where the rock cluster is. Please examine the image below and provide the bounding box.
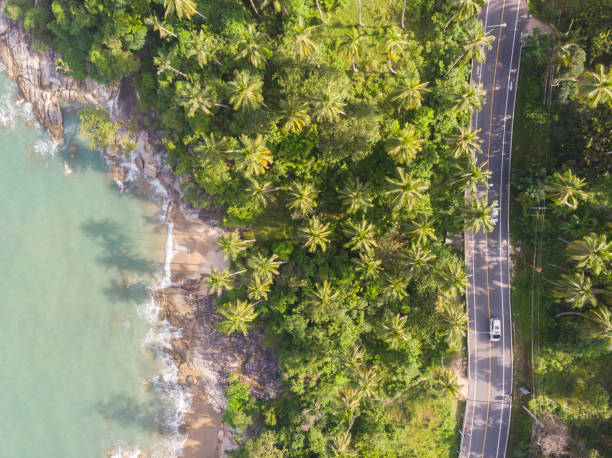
[0,13,117,143]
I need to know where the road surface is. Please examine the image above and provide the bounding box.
[460,1,527,457]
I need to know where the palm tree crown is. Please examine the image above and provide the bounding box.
[382,313,410,349]
[566,234,611,276]
[310,84,347,123]
[392,77,430,111]
[387,124,424,164]
[233,134,273,177]
[338,178,373,215]
[580,64,612,108]
[385,167,429,212]
[286,181,319,217]
[218,299,258,336]
[236,24,272,69]
[228,70,265,111]
[545,169,587,209]
[300,216,333,253]
[344,219,377,253]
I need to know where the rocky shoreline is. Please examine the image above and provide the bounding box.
[0,11,280,458]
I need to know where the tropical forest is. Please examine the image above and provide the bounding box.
[1,0,610,455]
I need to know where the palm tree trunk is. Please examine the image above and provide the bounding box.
[315,0,328,24]
[214,103,232,109]
[388,57,397,74]
[249,0,260,15]
[358,0,364,26]
[162,26,178,38]
[445,52,466,77]
[444,12,458,30]
[555,311,584,318]
[230,269,247,276]
[401,0,406,29]
[194,9,207,19]
[170,66,187,78]
[213,57,224,66]
[352,54,358,72]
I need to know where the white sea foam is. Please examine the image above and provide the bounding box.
[33,138,58,156]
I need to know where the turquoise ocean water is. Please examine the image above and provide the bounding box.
[0,70,175,456]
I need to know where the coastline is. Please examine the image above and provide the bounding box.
[0,10,281,457]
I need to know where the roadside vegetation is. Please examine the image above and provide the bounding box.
[509,1,611,455]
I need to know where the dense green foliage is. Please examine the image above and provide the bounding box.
[510,2,611,455]
[7,0,501,454]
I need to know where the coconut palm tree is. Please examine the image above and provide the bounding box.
[187,29,222,67]
[382,313,410,349]
[286,17,319,66]
[444,0,485,28]
[404,243,436,274]
[236,24,272,69]
[145,15,177,39]
[154,51,187,78]
[435,367,460,397]
[407,216,437,245]
[314,0,328,24]
[452,82,485,116]
[391,77,430,112]
[206,266,246,296]
[247,276,272,301]
[247,178,278,208]
[580,65,612,108]
[233,134,273,177]
[545,169,587,210]
[278,98,311,134]
[384,26,408,74]
[450,158,491,196]
[177,80,224,117]
[248,253,283,282]
[358,366,380,399]
[382,272,409,301]
[445,23,494,76]
[340,27,365,72]
[385,167,429,212]
[164,0,206,20]
[194,132,231,162]
[566,234,612,276]
[330,433,355,457]
[438,298,468,346]
[387,124,424,164]
[217,230,254,261]
[344,219,377,253]
[553,272,599,309]
[228,70,265,111]
[354,252,382,280]
[206,266,233,296]
[463,197,496,233]
[436,261,470,298]
[218,299,258,336]
[338,178,373,214]
[556,306,612,349]
[336,387,361,413]
[286,181,319,217]
[448,125,482,159]
[300,216,333,253]
[310,84,347,122]
[307,280,339,308]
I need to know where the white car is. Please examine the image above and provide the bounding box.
[490,318,501,342]
[490,202,500,225]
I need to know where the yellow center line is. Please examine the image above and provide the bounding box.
[481,0,507,456]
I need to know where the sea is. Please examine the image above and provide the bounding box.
[0,69,188,456]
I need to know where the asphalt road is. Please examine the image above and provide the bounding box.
[460,1,528,457]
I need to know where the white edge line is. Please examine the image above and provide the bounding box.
[495,0,521,456]
[502,4,523,457]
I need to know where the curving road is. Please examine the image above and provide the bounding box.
[460,1,527,457]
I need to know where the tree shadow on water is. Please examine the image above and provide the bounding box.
[81,218,157,302]
[93,394,159,432]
